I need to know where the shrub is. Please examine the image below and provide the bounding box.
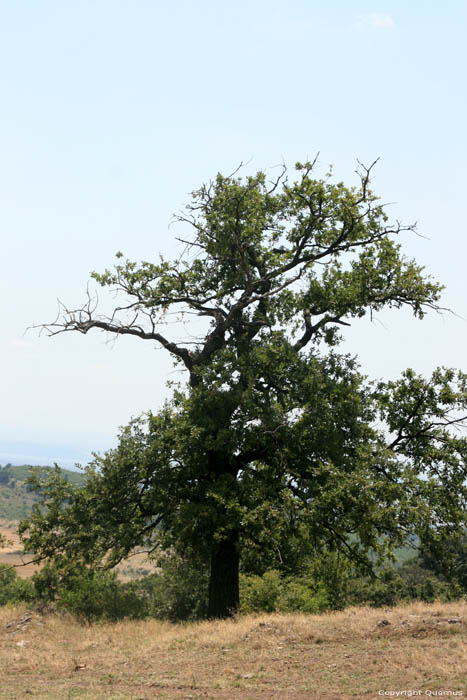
[32,550,210,623]
[129,550,210,622]
[240,569,329,614]
[240,570,283,613]
[278,580,329,613]
[346,560,463,607]
[27,545,465,623]
[240,549,465,615]
[58,569,145,622]
[0,564,36,605]
[33,564,145,622]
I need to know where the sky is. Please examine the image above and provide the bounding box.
[1,1,466,468]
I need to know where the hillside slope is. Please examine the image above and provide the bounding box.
[0,464,85,520]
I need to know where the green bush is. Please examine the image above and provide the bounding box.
[345,560,462,608]
[278,580,329,613]
[129,551,210,622]
[240,569,329,614]
[240,570,282,612]
[240,549,465,615]
[299,551,355,610]
[32,563,61,602]
[32,550,210,623]
[0,564,36,605]
[347,567,404,607]
[23,545,466,623]
[58,570,145,622]
[397,560,462,602]
[33,564,145,622]
[418,535,467,592]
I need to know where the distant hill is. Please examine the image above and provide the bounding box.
[0,464,86,520]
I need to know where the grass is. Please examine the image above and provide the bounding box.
[0,521,39,578]
[1,601,466,699]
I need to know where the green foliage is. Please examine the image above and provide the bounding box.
[32,563,145,622]
[418,533,467,591]
[24,161,467,618]
[240,570,283,613]
[128,551,210,622]
[279,580,330,614]
[1,548,462,621]
[0,564,35,605]
[240,552,355,615]
[347,561,462,607]
[240,569,330,614]
[0,464,85,486]
[240,551,464,615]
[57,571,144,623]
[30,550,209,623]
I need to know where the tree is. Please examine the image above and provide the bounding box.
[22,160,467,618]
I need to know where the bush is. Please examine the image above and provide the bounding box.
[240,570,283,613]
[240,549,465,615]
[345,560,463,608]
[33,564,145,622]
[300,551,355,610]
[418,535,467,592]
[32,550,210,623]
[25,545,465,623]
[240,568,329,614]
[58,570,145,622]
[278,580,329,613]
[129,550,210,622]
[397,560,462,602]
[0,564,36,605]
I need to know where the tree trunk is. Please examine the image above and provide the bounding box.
[207,533,240,618]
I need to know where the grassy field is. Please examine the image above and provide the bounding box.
[0,520,39,578]
[1,601,466,699]
[0,521,155,582]
[1,481,465,698]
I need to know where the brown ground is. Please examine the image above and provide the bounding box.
[1,601,466,699]
[0,521,155,581]
[0,522,37,578]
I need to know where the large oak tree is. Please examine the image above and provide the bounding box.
[22,161,467,618]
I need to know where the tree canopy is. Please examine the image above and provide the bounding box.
[22,160,467,618]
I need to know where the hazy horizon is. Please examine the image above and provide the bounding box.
[0,440,92,470]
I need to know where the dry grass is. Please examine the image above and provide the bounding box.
[0,522,156,581]
[1,601,466,699]
[0,522,39,578]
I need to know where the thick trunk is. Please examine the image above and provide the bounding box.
[207,533,240,618]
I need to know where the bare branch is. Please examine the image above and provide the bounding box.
[30,302,194,373]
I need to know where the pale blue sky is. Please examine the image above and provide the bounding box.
[1,1,466,466]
